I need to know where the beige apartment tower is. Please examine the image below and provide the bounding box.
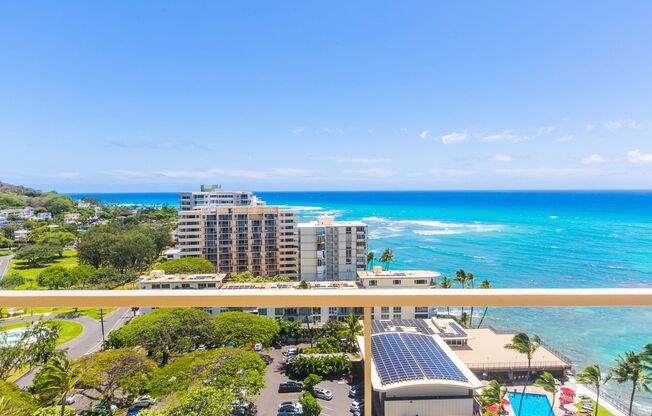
[177,205,299,278]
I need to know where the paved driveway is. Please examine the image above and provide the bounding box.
[256,345,357,416]
[0,254,13,279]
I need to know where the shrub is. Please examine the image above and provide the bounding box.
[213,311,280,347]
[287,355,351,379]
[155,257,216,274]
[0,272,25,288]
[299,391,321,416]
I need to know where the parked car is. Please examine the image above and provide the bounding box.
[349,384,362,398]
[350,399,364,412]
[312,387,333,400]
[274,340,283,349]
[254,343,263,351]
[278,401,303,413]
[278,381,304,393]
[277,412,302,416]
[133,395,156,408]
[346,372,354,384]
[285,347,298,356]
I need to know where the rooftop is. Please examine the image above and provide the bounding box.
[371,318,472,339]
[357,268,440,280]
[140,271,226,284]
[298,216,367,228]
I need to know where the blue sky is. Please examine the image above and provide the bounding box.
[1,1,651,192]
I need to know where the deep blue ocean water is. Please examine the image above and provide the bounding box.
[69,190,652,411]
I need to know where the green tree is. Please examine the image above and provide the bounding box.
[155,258,216,274]
[0,323,60,380]
[165,386,234,416]
[75,349,157,410]
[577,364,610,416]
[366,252,376,270]
[14,243,57,267]
[343,313,362,351]
[87,266,133,289]
[0,272,25,289]
[476,279,492,328]
[287,355,351,379]
[38,266,71,289]
[609,351,652,416]
[439,276,452,316]
[454,269,470,325]
[68,265,96,288]
[378,248,394,270]
[32,355,81,416]
[479,380,506,414]
[534,372,556,416]
[299,391,321,416]
[31,406,76,416]
[106,308,215,365]
[0,235,13,248]
[276,317,303,343]
[303,374,323,392]
[505,333,541,416]
[213,311,280,348]
[0,380,37,416]
[147,348,265,399]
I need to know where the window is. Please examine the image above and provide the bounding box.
[393,279,401,285]
[381,306,389,313]
[414,279,428,285]
[381,314,389,320]
[161,284,170,289]
[151,284,160,289]
[275,308,285,316]
[328,307,337,315]
[368,279,377,287]
[181,284,190,289]
[393,314,402,320]
[393,306,402,313]
[258,308,267,316]
[415,306,428,313]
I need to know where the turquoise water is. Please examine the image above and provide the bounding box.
[69,191,652,411]
[507,392,553,416]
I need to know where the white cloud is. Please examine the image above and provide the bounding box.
[492,153,513,162]
[428,168,472,177]
[627,149,652,163]
[581,154,607,164]
[440,131,468,144]
[494,167,602,179]
[341,168,394,178]
[556,134,575,142]
[537,126,556,135]
[605,118,640,132]
[328,157,388,164]
[561,117,570,121]
[419,130,429,140]
[478,131,528,143]
[291,127,304,135]
[53,171,80,179]
[585,123,596,130]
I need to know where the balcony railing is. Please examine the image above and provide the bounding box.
[1,288,651,416]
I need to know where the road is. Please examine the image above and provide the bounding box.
[0,254,13,279]
[11,307,133,388]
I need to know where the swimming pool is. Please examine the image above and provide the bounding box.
[507,392,553,416]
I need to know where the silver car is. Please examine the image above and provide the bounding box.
[312,387,333,400]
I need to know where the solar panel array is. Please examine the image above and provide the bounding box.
[371,319,436,335]
[448,321,468,337]
[372,333,468,385]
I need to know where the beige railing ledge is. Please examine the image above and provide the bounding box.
[1,288,651,308]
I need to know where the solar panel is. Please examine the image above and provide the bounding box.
[449,322,468,337]
[371,333,468,385]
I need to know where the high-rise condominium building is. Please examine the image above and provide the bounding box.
[298,216,368,281]
[177,205,299,278]
[179,184,265,210]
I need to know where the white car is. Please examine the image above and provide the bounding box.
[254,343,263,351]
[278,401,303,413]
[285,347,298,356]
[312,387,333,400]
[350,399,364,412]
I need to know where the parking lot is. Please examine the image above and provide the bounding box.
[256,345,361,416]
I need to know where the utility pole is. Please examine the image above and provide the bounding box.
[99,308,105,343]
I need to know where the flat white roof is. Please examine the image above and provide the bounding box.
[357,270,440,279]
[140,273,226,284]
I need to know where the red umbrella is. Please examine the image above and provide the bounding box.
[560,387,576,395]
[502,397,510,405]
[559,395,574,404]
[487,405,499,413]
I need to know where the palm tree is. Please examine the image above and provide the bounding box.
[366,252,376,270]
[577,364,611,416]
[534,372,557,416]
[379,248,394,271]
[505,333,541,416]
[454,269,468,323]
[439,276,452,316]
[466,272,475,327]
[477,279,492,328]
[609,351,652,416]
[33,355,81,416]
[343,313,363,351]
[479,380,507,414]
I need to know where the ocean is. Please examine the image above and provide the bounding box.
[69,190,652,412]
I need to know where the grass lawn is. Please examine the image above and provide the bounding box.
[0,319,84,346]
[8,249,78,289]
[0,249,12,256]
[576,399,615,416]
[1,307,115,321]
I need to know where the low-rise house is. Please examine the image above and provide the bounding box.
[13,229,29,241]
[0,207,34,219]
[0,217,9,228]
[64,213,81,224]
[77,201,91,209]
[36,212,53,220]
[164,248,181,260]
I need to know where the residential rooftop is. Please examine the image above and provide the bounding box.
[297,216,367,228]
[140,270,227,284]
[357,268,441,280]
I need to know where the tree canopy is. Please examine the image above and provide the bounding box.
[213,311,280,347]
[106,308,215,365]
[0,380,37,416]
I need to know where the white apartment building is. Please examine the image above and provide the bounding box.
[64,213,81,224]
[138,270,226,314]
[36,212,53,220]
[0,207,34,219]
[179,184,265,210]
[177,205,299,278]
[358,267,441,320]
[298,216,368,281]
